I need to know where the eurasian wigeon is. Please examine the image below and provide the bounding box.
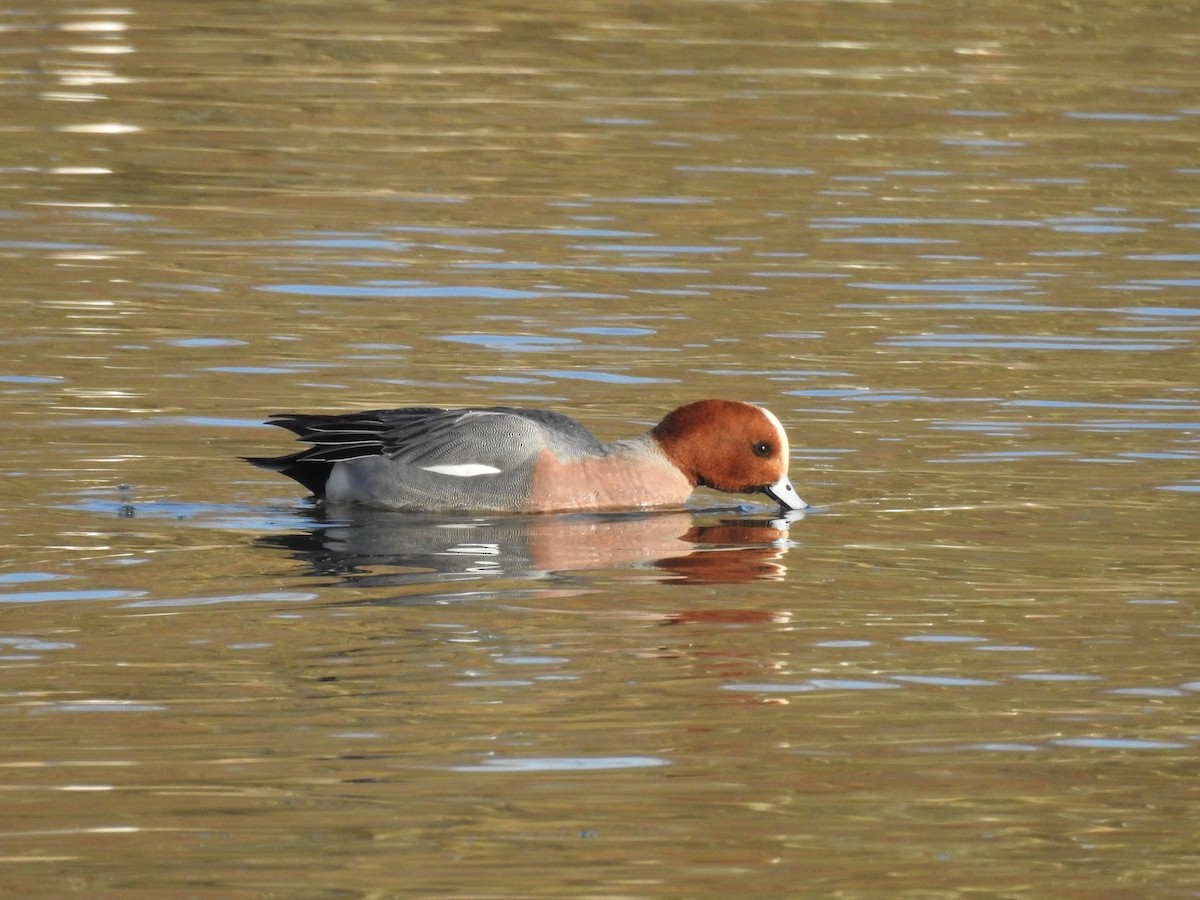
[245,399,807,513]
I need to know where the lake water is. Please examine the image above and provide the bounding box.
[2,1,1198,896]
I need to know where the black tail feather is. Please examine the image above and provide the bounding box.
[243,452,334,497]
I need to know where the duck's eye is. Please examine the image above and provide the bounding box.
[752,441,772,458]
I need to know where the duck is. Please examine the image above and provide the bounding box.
[245,398,807,514]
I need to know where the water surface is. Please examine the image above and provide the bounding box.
[1,1,1198,896]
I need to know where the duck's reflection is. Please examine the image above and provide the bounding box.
[259,506,806,587]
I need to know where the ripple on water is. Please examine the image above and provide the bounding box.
[848,279,1035,292]
[258,283,548,300]
[533,369,676,385]
[0,374,65,384]
[32,700,168,714]
[1051,737,1188,750]
[723,679,902,693]
[0,572,69,585]
[902,634,989,643]
[0,589,147,604]
[0,635,76,652]
[883,334,1185,351]
[676,164,817,176]
[119,592,318,609]
[448,756,670,772]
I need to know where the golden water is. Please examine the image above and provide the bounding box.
[1,1,1198,896]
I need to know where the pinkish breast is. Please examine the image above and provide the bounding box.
[525,450,693,513]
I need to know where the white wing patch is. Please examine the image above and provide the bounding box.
[421,463,503,477]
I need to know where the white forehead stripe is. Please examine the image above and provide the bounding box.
[756,406,790,469]
[422,463,503,477]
